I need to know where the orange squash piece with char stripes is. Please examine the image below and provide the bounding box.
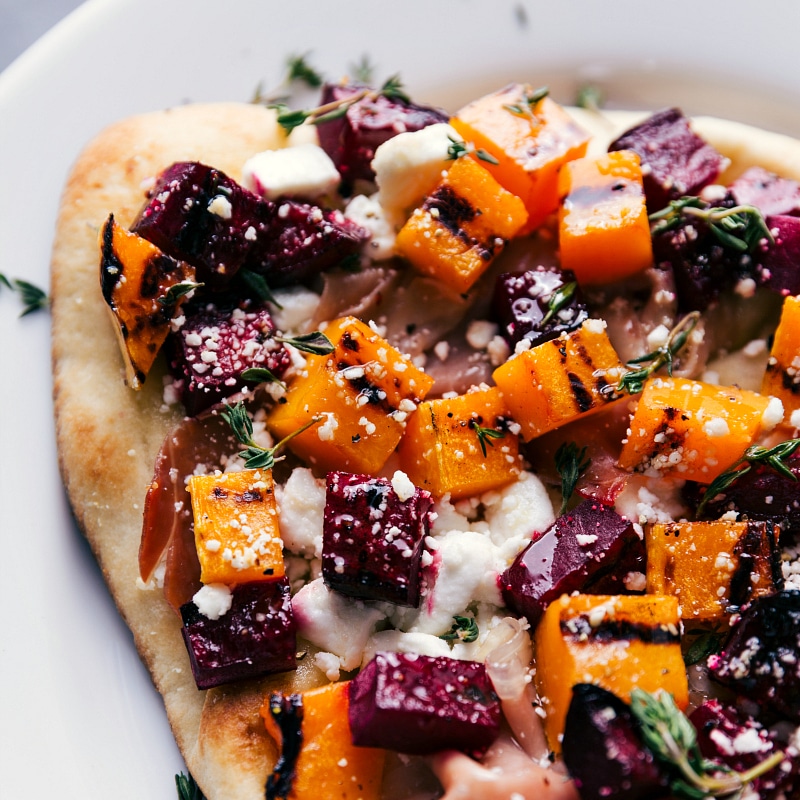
[492,319,626,441]
[762,294,800,424]
[395,156,528,293]
[397,385,522,499]
[618,377,782,483]
[557,150,653,285]
[188,469,284,585]
[534,594,688,753]
[261,682,386,800]
[451,85,590,231]
[267,316,434,475]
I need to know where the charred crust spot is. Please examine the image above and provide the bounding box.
[212,487,228,499]
[341,332,360,352]
[567,371,593,413]
[664,406,679,421]
[237,490,263,503]
[782,370,800,394]
[562,616,680,645]
[426,185,476,236]
[100,214,124,305]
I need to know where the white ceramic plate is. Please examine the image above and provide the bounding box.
[1,1,799,798]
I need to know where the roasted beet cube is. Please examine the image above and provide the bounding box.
[321,472,432,607]
[755,215,800,296]
[348,652,500,757]
[168,299,290,415]
[131,161,271,287]
[609,108,727,211]
[180,579,296,690]
[246,200,368,286]
[315,82,449,190]
[730,166,800,217]
[492,266,588,348]
[709,590,800,722]
[563,684,669,800]
[500,499,644,626]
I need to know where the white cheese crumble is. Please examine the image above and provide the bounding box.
[390,470,417,502]
[761,396,784,431]
[207,195,233,219]
[276,468,326,558]
[268,286,321,334]
[343,193,398,261]
[242,143,340,200]
[192,583,233,620]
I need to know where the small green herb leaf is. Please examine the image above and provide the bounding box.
[470,422,505,458]
[504,86,549,118]
[157,280,203,307]
[237,269,282,308]
[241,367,287,389]
[683,631,725,666]
[271,105,312,134]
[575,84,605,112]
[175,772,206,800]
[285,53,323,88]
[555,441,590,515]
[540,281,578,327]
[446,136,499,165]
[0,273,49,316]
[275,331,334,356]
[696,437,800,517]
[350,54,375,84]
[440,615,479,643]
[379,74,410,103]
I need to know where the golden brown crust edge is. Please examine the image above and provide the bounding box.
[50,104,800,800]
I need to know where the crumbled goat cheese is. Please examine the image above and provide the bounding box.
[276,468,326,557]
[207,195,233,219]
[362,630,453,667]
[192,583,233,620]
[391,470,417,502]
[269,286,321,334]
[314,651,343,682]
[343,194,398,261]
[242,143,340,200]
[465,319,499,350]
[761,396,784,431]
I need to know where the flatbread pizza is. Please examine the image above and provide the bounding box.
[51,85,800,800]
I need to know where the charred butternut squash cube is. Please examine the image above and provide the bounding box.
[99,214,196,389]
[492,319,626,441]
[762,294,800,424]
[188,469,284,585]
[534,594,687,753]
[558,150,653,285]
[451,85,590,230]
[618,378,783,483]
[646,520,781,623]
[397,386,522,499]
[262,682,386,800]
[267,317,434,474]
[395,157,528,293]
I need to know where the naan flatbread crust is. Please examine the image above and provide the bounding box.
[50,102,800,799]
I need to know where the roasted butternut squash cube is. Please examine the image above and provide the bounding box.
[451,85,590,230]
[395,156,528,293]
[618,377,783,483]
[397,386,522,499]
[262,682,386,800]
[99,214,196,389]
[647,520,781,623]
[188,469,284,585]
[534,594,687,753]
[558,150,653,284]
[762,294,800,425]
[267,317,434,474]
[492,319,626,441]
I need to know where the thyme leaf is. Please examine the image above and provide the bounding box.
[630,689,786,798]
[440,615,479,643]
[555,441,590,515]
[540,281,578,327]
[350,54,375,84]
[504,86,549,118]
[221,401,321,470]
[241,367,287,390]
[683,631,725,666]
[157,280,203,307]
[275,331,334,356]
[649,198,773,254]
[470,422,506,458]
[0,273,49,316]
[285,53,323,88]
[237,269,282,309]
[575,84,605,112]
[617,311,700,395]
[696,437,800,517]
[446,136,499,165]
[175,772,206,800]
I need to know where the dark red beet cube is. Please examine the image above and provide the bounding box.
[168,299,290,415]
[348,652,500,757]
[180,579,296,690]
[492,266,588,348]
[709,590,800,722]
[563,684,669,800]
[322,472,432,607]
[609,108,727,212]
[131,161,271,288]
[315,82,449,190]
[500,499,644,626]
[246,200,368,286]
[730,166,800,217]
[755,215,800,296]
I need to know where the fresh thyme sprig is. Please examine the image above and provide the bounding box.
[630,689,786,799]
[221,401,321,469]
[175,772,206,800]
[695,437,800,518]
[503,86,549,118]
[440,615,480,643]
[252,53,324,105]
[157,280,203,307]
[470,422,506,457]
[0,273,49,316]
[274,331,334,356]
[554,441,590,515]
[272,75,409,134]
[617,311,700,395]
[350,54,375,84]
[575,84,605,112]
[446,136,499,165]
[241,367,287,390]
[649,197,773,254]
[540,281,578,327]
